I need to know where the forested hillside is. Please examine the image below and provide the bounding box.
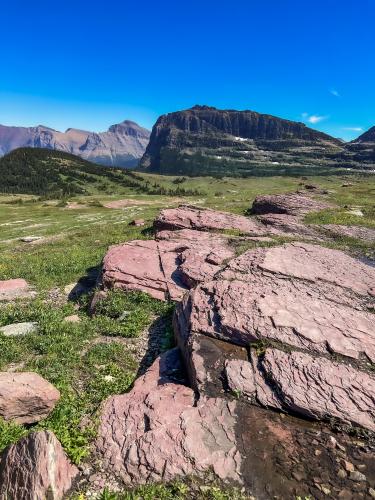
[0,148,201,197]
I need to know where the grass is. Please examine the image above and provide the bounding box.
[0,290,171,463]
[77,479,248,500]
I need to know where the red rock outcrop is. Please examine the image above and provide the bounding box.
[323,224,375,242]
[95,202,375,493]
[97,348,241,485]
[101,229,235,301]
[0,372,60,424]
[226,350,375,431]
[251,192,332,216]
[0,431,78,499]
[155,204,268,235]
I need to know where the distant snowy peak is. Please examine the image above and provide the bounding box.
[0,121,151,168]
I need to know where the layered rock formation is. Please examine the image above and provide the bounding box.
[0,120,150,167]
[94,201,375,496]
[139,106,350,175]
[140,106,375,175]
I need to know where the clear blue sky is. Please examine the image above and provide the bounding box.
[1,0,374,140]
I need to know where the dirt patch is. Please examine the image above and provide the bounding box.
[103,199,156,209]
[65,202,88,210]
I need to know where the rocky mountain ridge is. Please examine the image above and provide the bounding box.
[140,106,375,175]
[0,120,150,168]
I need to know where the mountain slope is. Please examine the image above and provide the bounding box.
[139,105,345,176]
[343,126,375,165]
[0,148,114,196]
[353,126,375,143]
[0,120,150,168]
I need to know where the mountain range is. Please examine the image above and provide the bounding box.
[0,120,150,168]
[1,106,374,176]
[140,105,375,176]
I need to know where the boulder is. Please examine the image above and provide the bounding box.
[155,204,268,235]
[0,430,78,500]
[0,322,38,337]
[0,372,60,424]
[0,279,35,301]
[101,229,235,301]
[251,192,332,216]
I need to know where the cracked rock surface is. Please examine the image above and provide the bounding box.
[97,348,242,485]
[155,204,268,235]
[101,228,235,301]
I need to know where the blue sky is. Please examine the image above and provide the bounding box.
[0,0,374,140]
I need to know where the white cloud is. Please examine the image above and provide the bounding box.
[330,89,340,97]
[342,126,363,132]
[302,113,328,124]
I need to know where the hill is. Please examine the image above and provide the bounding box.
[139,105,346,176]
[0,120,150,168]
[0,147,202,198]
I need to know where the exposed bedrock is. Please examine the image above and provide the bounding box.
[101,228,236,301]
[155,204,269,235]
[97,348,242,485]
[95,203,375,493]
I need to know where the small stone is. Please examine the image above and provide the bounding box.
[338,489,353,499]
[292,471,305,482]
[130,219,145,227]
[337,468,347,479]
[315,449,322,456]
[0,321,37,337]
[349,470,367,482]
[368,487,375,498]
[20,236,43,243]
[328,436,337,448]
[321,485,331,495]
[357,464,366,471]
[336,441,346,452]
[341,459,355,472]
[64,314,81,323]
